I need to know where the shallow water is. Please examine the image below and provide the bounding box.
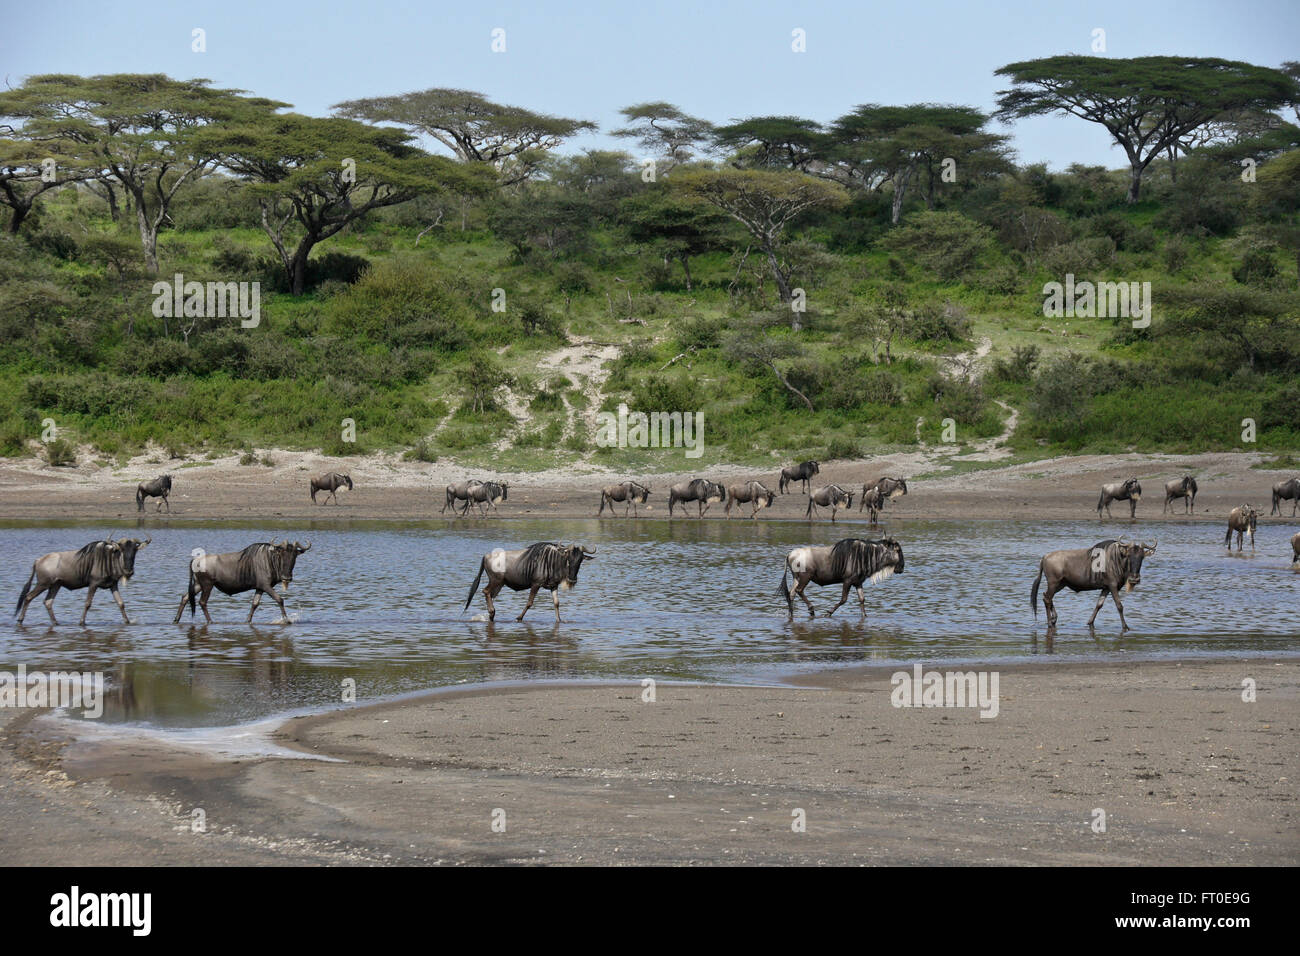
[1,516,1296,728]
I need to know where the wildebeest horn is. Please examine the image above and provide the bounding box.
[581,546,596,555]
[298,540,311,552]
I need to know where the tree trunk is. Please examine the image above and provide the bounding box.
[5,201,30,234]
[1126,164,1143,204]
[764,244,792,302]
[135,204,159,274]
[679,254,693,291]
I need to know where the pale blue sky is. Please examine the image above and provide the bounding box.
[3,0,1296,171]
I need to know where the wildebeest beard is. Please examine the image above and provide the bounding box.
[519,542,583,589]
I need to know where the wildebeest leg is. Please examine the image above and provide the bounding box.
[43,584,62,625]
[517,585,541,622]
[163,495,170,513]
[1042,582,1059,627]
[1129,498,1136,519]
[826,582,851,617]
[483,580,502,620]
[792,577,816,618]
[78,585,99,626]
[17,580,50,625]
[1109,586,1129,631]
[110,584,130,624]
[247,591,262,622]
[1086,589,1109,628]
[269,588,291,624]
[551,589,562,623]
[856,586,866,614]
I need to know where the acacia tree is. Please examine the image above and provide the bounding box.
[333,89,594,186]
[672,169,847,306]
[711,116,827,172]
[994,56,1300,202]
[1251,148,1300,286]
[612,102,713,174]
[0,74,285,271]
[0,138,94,233]
[618,188,732,289]
[201,114,491,294]
[827,104,1010,224]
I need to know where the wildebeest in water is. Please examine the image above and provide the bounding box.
[726,480,776,518]
[597,481,651,518]
[441,479,483,514]
[779,537,905,620]
[1031,538,1156,631]
[1162,475,1197,514]
[1292,531,1300,566]
[15,535,150,626]
[668,479,725,518]
[806,484,853,522]
[174,540,311,624]
[1271,477,1300,517]
[1224,504,1258,552]
[778,461,820,495]
[464,542,596,622]
[310,472,352,505]
[1097,477,1141,519]
[136,475,173,513]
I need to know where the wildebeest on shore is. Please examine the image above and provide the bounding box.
[859,477,908,522]
[442,479,483,514]
[597,481,651,517]
[1225,504,1259,552]
[464,542,596,622]
[1163,475,1197,514]
[1031,538,1156,631]
[1097,477,1142,519]
[779,537,905,619]
[1271,477,1300,517]
[174,540,310,624]
[668,479,725,518]
[726,480,776,519]
[460,480,508,517]
[310,472,352,505]
[806,484,853,522]
[16,535,150,626]
[136,475,173,513]
[778,461,820,495]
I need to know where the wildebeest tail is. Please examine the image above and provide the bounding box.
[186,561,198,617]
[464,559,486,612]
[15,564,35,616]
[1030,562,1043,619]
[779,560,793,614]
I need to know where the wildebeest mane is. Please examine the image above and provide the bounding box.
[829,538,875,582]
[233,542,277,587]
[72,541,119,582]
[519,542,567,587]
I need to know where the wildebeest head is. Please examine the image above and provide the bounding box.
[878,536,905,575]
[1103,538,1156,589]
[1124,477,1141,497]
[270,539,311,586]
[112,535,150,581]
[560,544,596,589]
[1241,505,1258,532]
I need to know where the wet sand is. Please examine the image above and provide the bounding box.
[2,658,1296,865]
[0,449,1296,524]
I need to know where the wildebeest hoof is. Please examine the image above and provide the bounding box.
[515,614,525,622]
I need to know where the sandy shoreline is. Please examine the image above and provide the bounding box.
[2,657,1296,865]
[0,448,1296,524]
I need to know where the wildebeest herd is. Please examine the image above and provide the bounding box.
[11,467,1299,629]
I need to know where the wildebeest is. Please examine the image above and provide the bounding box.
[460,480,508,516]
[1271,477,1300,516]
[442,479,483,514]
[725,480,776,519]
[136,475,173,513]
[779,537,905,619]
[1162,475,1197,514]
[806,484,854,522]
[668,479,725,518]
[310,472,353,505]
[1224,504,1259,552]
[173,540,311,624]
[464,542,596,622]
[859,477,908,521]
[16,535,150,626]
[1031,538,1156,631]
[597,481,651,517]
[1097,477,1142,519]
[1291,531,1300,565]
[778,460,820,495]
